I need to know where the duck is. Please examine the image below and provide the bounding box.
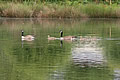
[47,35,57,40]
[59,30,76,40]
[21,30,34,41]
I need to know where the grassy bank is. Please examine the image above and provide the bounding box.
[0,2,120,18]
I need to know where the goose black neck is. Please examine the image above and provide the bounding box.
[22,31,24,36]
[61,31,63,37]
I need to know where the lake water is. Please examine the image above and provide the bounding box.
[0,18,120,80]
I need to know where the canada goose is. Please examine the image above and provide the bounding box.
[21,30,34,41]
[48,35,57,40]
[59,30,76,40]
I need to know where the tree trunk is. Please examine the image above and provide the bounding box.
[109,0,112,5]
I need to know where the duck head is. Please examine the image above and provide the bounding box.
[21,30,24,36]
[59,30,63,37]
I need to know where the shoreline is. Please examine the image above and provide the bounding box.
[1,17,120,19]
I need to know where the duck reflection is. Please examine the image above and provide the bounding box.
[71,36,106,67]
[60,40,63,48]
[21,40,34,48]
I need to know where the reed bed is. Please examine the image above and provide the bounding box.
[0,2,120,18]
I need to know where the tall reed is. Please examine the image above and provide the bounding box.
[0,2,120,18]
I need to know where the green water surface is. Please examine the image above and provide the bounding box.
[0,18,120,80]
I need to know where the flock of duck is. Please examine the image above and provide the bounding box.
[48,30,77,40]
[21,30,77,41]
[21,30,98,42]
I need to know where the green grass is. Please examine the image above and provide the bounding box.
[0,2,120,18]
